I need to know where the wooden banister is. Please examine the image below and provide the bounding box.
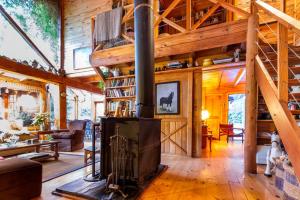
[255,0,300,36]
[255,55,300,180]
[277,23,289,103]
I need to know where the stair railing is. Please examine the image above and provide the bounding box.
[255,12,300,109]
[253,0,300,179]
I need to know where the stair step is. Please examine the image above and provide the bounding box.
[291,110,300,115]
[259,44,300,53]
[274,79,300,86]
[289,92,300,100]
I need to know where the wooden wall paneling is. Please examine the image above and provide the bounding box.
[156,71,194,156]
[170,121,176,154]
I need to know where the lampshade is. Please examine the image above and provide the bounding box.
[201,110,210,121]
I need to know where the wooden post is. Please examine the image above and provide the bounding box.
[59,83,67,129]
[186,0,192,30]
[154,0,159,38]
[277,23,289,103]
[244,1,258,174]
[192,71,202,157]
[3,93,8,120]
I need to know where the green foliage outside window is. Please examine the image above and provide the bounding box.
[1,0,59,64]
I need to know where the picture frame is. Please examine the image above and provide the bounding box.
[73,47,92,70]
[155,81,180,115]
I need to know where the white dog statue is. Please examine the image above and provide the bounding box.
[264,132,284,177]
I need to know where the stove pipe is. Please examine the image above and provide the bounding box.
[134,0,155,118]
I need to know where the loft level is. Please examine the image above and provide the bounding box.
[91,20,248,67]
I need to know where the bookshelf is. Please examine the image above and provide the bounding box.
[105,76,136,117]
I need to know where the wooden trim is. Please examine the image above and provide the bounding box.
[192,3,221,30]
[255,0,300,36]
[0,5,56,70]
[208,0,250,18]
[0,57,102,94]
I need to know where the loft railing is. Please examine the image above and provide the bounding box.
[91,0,250,52]
[251,0,300,179]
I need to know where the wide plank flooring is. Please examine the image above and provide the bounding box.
[37,141,281,200]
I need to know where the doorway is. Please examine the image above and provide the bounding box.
[228,94,245,129]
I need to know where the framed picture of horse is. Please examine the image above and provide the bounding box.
[155,81,180,115]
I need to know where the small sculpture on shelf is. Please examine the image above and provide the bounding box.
[234,48,241,62]
[264,131,285,177]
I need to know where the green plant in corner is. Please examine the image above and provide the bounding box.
[98,81,105,90]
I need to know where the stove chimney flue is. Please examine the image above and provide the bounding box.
[134,0,155,118]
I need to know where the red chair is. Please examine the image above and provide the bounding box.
[219,124,244,143]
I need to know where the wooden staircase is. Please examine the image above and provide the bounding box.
[250,0,300,180]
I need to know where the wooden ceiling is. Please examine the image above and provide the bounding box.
[203,67,246,89]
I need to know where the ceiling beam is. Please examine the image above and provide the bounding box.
[233,68,246,86]
[0,57,102,94]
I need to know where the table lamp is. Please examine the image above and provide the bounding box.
[201,110,210,125]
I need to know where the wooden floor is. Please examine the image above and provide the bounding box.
[37,141,281,200]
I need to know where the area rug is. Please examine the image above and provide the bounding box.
[42,153,100,182]
[52,164,167,200]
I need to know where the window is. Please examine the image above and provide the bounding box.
[228,94,245,128]
[0,0,59,66]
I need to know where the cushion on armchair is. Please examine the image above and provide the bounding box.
[52,132,74,139]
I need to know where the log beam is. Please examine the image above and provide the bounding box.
[244,2,258,174]
[0,57,102,94]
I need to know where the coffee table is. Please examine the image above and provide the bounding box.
[0,140,60,161]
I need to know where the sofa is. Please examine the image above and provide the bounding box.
[0,158,42,199]
[51,120,87,152]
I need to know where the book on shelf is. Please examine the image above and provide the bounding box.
[106,78,135,87]
[107,100,136,112]
[106,87,136,98]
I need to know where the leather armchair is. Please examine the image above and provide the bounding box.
[51,120,87,152]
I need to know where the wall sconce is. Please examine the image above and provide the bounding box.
[5,88,9,94]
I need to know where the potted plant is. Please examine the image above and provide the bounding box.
[32,113,50,131]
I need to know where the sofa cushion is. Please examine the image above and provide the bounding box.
[52,132,73,139]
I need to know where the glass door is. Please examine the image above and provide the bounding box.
[228,94,245,128]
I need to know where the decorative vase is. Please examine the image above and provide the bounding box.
[40,124,45,131]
